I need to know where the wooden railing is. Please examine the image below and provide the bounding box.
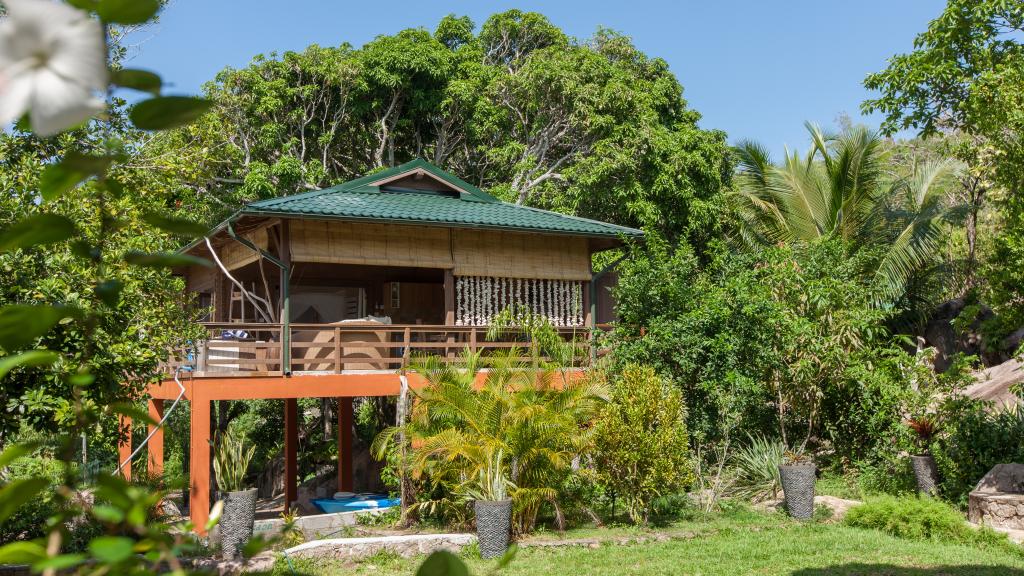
[161,322,593,377]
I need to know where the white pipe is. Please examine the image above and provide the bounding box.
[115,367,187,475]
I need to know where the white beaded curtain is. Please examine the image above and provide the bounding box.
[454,276,584,326]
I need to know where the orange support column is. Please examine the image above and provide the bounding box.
[190,393,212,534]
[147,399,164,479]
[284,398,298,511]
[337,397,354,492]
[117,415,132,481]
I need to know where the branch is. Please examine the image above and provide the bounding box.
[204,236,276,323]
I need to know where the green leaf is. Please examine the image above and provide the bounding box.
[111,69,162,95]
[39,165,85,202]
[206,500,223,531]
[0,305,73,352]
[142,212,209,236]
[96,0,159,24]
[130,96,212,130]
[0,214,77,253]
[0,541,46,565]
[39,152,114,202]
[240,535,271,559]
[415,551,469,576]
[494,544,518,568]
[91,504,125,523]
[0,442,40,471]
[33,553,88,571]
[124,251,212,268]
[88,536,135,564]
[95,279,124,307]
[0,478,49,525]
[0,350,59,379]
[110,402,158,426]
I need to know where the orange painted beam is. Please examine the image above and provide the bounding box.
[147,399,164,479]
[147,369,586,402]
[284,399,298,511]
[338,398,354,492]
[146,377,194,401]
[189,392,211,535]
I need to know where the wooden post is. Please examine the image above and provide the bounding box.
[147,399,164,478]
[334,327,341,373]
[403,326,411,366]
[443,269,455,325]
[284,398,298,511]
[118,415,132,481]
[444,270,456,358]
[337,397,354,492]
[279,220,292,374]
[189,393,211,534]
[583,280,594,365]
[582,280,593,328]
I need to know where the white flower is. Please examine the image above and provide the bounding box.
[0,0,107,136]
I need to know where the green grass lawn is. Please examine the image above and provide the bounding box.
[262,508,1024,576]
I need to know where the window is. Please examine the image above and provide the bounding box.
[390,282,401,309]
[196,291,213,321]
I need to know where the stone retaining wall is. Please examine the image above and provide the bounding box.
[285,533,476,560]
[969,492,1024,530]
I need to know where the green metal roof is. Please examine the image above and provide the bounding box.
[240,159,644,239]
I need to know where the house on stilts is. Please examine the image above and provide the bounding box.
[119,159,642,532]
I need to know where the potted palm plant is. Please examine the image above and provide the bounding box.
[212,427,257,559]
[907,415,940,496]
[463,450,515,560]
[778,450,815,520]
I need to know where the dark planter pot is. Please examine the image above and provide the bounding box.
[474,499,512,559]
[778,463,816,520]
[910,454,940,496]
[219,488,257,559]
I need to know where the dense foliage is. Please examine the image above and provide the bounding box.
[0,129,203,449]
[932,397,1024,507]
[612,238,900,453]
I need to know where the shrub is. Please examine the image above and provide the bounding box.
[728,435,784,502]
[933,396,1024,507]
[592,365,694,524]
[375,347,607,534]
[844,496,1017,553]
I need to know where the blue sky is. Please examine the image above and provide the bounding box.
[127,0,944,159]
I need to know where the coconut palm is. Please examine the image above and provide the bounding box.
[729,123,963,305]
[373,348,607,534]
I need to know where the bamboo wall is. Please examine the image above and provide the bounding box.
[451,229,590,281]
[288,220,592,281]
[218,228,268,271]
[290,220,454,269]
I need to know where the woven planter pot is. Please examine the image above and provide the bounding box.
[910,454,940,496]
[474,499,512,559]
[779,463,816,520]
[219,488,257,559]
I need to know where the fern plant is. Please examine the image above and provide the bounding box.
[213,427,256,493]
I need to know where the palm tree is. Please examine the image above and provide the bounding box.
[729,123,963,304]
[373,348,607,534]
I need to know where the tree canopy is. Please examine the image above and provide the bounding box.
[138,11,732,246]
